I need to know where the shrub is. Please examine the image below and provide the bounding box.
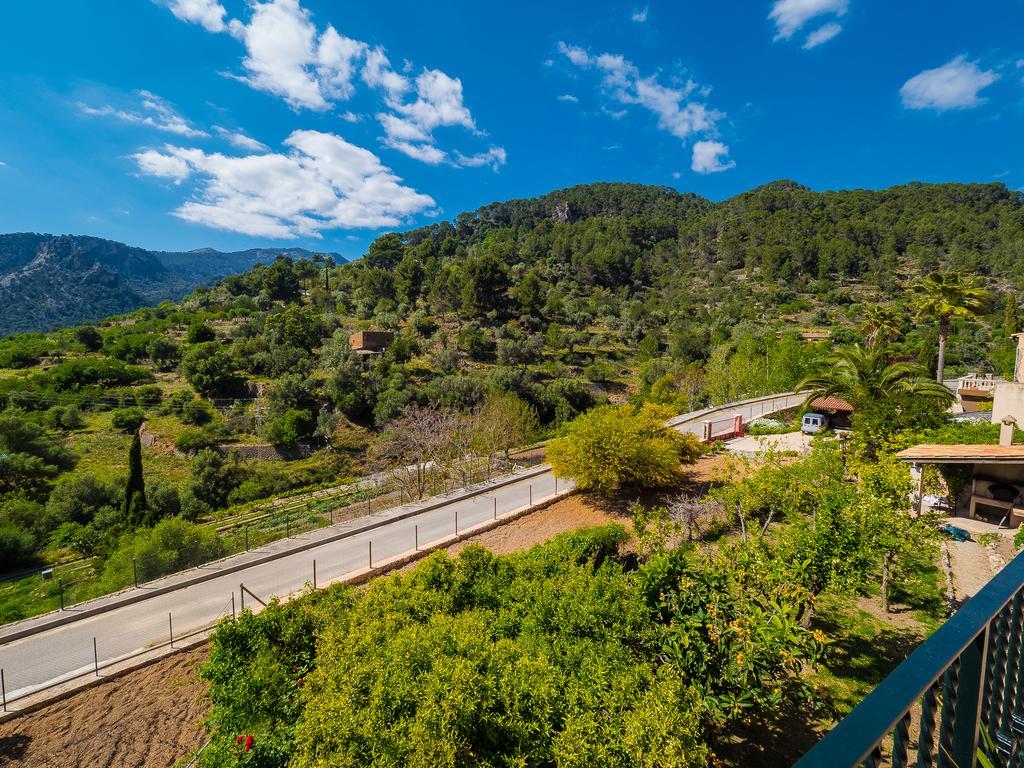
[110,406,145,433]
[264,410,315,447]
[102,518,225,589]
[0,524,36,571]
[181,398,214,425]
[175,428,219,455]
[547,403,703,494]
[186,321,216,344]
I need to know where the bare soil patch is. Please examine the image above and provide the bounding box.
[0,646,209,768]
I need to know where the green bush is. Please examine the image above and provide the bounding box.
[102,517,225,589]
[110,406,145,433]
[0,524,36,571]
[175,428,219,455]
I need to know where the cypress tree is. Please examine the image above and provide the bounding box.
[124,432,147,525]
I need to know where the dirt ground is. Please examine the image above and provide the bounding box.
[0,453,733,768]
[0,646,209,768]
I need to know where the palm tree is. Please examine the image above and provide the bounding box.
[858,305,902,349]
[911,271,990,383]
[796,345,954,413]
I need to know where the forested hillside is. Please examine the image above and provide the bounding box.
[0,180,1021,606]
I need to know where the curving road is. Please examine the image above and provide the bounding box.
[0,391,801,705]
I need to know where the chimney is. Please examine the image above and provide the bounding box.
[1000,416,1017,447]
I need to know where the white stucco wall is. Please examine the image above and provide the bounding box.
[991,381,1024,425]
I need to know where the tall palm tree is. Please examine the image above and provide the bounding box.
[796,345,954,413]
[911,271,990,383]
[858,305,902,349]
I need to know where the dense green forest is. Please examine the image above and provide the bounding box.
[0,180,1021,600]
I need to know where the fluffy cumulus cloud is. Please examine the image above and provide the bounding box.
[631,6,649,23]
[132,130,435,238]
[159,0,503,169]
[558,42,733,173]
[900,55,1000,111]
[79,90,208,138]
[161,0,229,33]
[769,0,847,48]
[691,140,735,174]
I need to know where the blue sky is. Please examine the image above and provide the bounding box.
[0,0,1021,259]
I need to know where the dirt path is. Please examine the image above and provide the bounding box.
[0,647,209,768]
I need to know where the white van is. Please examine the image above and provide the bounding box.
[801,412,829,434]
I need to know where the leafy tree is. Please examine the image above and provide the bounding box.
[265,409,315,447]
[0,409,75,497]
[44,473,119,529]
[911,271,990,381]
[262,257,301,301]
[186,448,239,510]
[185,321,216,344]
[547,403,703,494]
[516,270,544,315]
[460,251,510,315]
[182,342,237,396]
[75,325,104,351]
[110,406,145,433]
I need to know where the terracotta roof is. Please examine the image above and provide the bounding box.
[896,444,1024,464]
[810,396,854,413]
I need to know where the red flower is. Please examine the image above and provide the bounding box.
[297,679,304,687]
[245,735,254,752]
[235,736,244,744]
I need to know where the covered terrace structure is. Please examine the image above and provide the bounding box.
[896,441,1024,527]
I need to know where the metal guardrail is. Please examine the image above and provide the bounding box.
[796,549,1024,768]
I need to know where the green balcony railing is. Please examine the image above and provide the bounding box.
[796,549,1024,768]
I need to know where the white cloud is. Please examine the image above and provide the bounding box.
[454,147,507,171]
[228,0,365,111]
[132,130,435,238]
[557,94,579,103]
[559,42,725,142]
[132,148,192,183]
[631,5,649,22]
[803,22,843,49]
[900,55,999,111]
[159,0,501,168]
[691,140,735,174]
[160,0,229,33]
[341,111,362,123]
[79,90,208,138]
[213,126,270,152]
[769,0,847,40]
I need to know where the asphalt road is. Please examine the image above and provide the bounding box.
[0,391,802,702]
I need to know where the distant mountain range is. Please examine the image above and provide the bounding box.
[0,233,342,336]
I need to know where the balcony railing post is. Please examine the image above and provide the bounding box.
[950,627,990,768]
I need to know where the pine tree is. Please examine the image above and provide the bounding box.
[123,432,147,525]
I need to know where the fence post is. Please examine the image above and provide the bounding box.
[554,477,558,493]
[368,540,373,569]
[1,668,5,712]
[455,510,459,535]
[529,485,533,506]
[950,628,990,767]
[244,526,249,552]
[415,524,418,551]
[286,514,290,539]
[493,497,497,519]
[313,559,317,590]
[231,592,236,621]
[168,612,174,647]
[133,557,138,589]
[93,637,99,676]
[366,495,371,515]
[329,506,333,525]
[240,583,245,612]
[58,578,64,611]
